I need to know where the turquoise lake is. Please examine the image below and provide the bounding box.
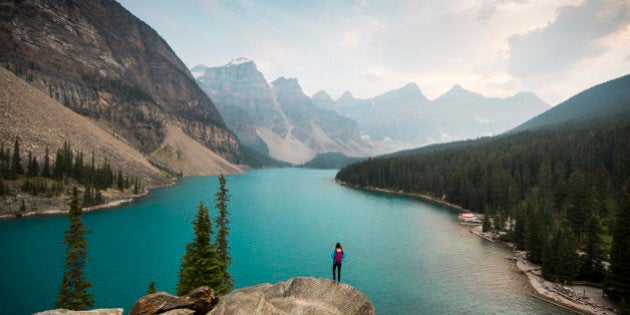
[0,168,566,314]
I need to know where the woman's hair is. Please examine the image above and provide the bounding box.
[335,242,342,249]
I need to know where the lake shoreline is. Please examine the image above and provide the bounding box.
[0,193,145,219]
[336,180,618,315]
[335,180,480,215]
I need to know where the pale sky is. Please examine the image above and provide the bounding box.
[117,0,630,105]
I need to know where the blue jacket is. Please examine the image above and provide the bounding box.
[331,249,346,263]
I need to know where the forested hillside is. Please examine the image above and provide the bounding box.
[336,75,630,304]
[511,74,630,132]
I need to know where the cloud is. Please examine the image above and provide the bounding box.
[507,0,630,78]
[117,0,630,104]
[477,0,528,21]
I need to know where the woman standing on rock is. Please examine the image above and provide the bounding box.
[331,243,345,282]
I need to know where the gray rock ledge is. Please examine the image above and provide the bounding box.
[209,277,375,314]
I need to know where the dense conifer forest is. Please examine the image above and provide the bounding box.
[0,138,142,210]
[336,76,630,306]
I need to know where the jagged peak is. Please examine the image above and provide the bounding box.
[337,91,355,102]
[312,90,333,101]
[271,77,305,95]
[374,82,428,102]
[447,84,468,94]
[271,76,298,85]
[436,84,480,100]
[401,82,421,92]
[226,57,253,66]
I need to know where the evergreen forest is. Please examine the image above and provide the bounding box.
[0,138,142,211]
[336,79,630,306]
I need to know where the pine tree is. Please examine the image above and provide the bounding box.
[482,207,491,232]
[605,183,630,304]
[133,177,139,194]
[214,175,233,294]
[116,170,124,191]
[176,201,222,296]
[56,187,94,310]
[147,281,157,294]
[9,137,23,179]
[524,205,545,264]
[29,153,40,177]
[42,147,51,178]
[0,142,8,178]
[83,185,94,207]
[579,214,606,282]
[511,204,527,250]
[542,226,578,282]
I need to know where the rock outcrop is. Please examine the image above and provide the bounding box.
[129,286,217,315]
[210,277,374,315]
[127,277,374,315]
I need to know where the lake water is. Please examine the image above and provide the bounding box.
[0,168,566,314]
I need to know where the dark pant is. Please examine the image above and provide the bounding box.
[332,262,342,281]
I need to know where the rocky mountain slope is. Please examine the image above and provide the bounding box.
[0,66,168,185]
[0,59,242,216]
[317,83,550,152]
[0,67,169,214]
[0,0,240,162]
[194,59,374,164]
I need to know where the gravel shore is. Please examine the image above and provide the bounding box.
[470,226,618,314]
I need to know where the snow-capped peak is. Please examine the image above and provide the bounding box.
[226,57,252,66]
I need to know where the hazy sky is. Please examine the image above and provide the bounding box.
[117,0,629,105]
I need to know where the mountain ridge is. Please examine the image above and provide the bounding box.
[510,73,630,133]
[0,0,240,162]
[194,60,374,164]
[320,81,549,152]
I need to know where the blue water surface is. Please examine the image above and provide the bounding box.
[0,168,566,314]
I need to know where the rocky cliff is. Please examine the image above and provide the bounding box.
[0,0,239,162]
[0,67,176,214]
[195,59,374,164]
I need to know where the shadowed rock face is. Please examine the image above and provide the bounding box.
[209,277,375,315]
[195,60,373,164]
[129,286,217,315]
[0,0,239,160]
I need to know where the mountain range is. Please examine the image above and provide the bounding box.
[194,58,550,164]
[193,59,375,164]
[315,83,550,152]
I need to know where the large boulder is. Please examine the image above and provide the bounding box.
[209,277,375,314]
[129,286,217,315]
